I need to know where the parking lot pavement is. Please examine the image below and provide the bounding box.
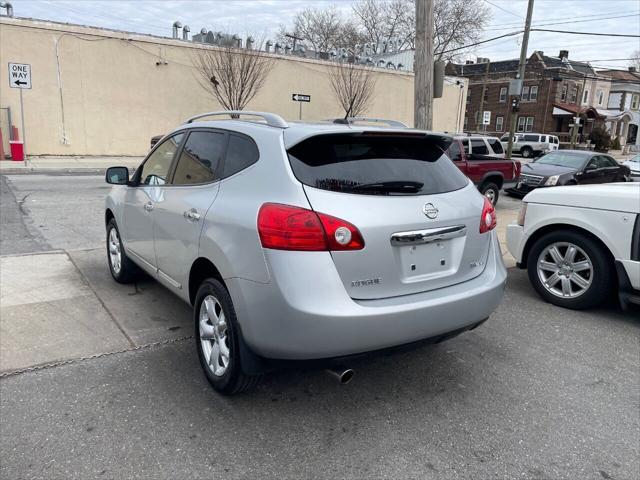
[1,268,637,480]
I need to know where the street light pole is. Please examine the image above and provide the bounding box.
[414,0,434,130]
[506,0,535,159]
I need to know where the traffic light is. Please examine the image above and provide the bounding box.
[511,98,519,113]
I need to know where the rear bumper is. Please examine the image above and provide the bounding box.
[506,223,525,265]
[615,260,640,310]
[227,232,507,360]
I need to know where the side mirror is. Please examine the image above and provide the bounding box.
[585,164,597,172]
[106,166,129,185]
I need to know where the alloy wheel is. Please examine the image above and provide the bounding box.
[108,228,122,275]
[536,242,593,298]
[199,295,230,376]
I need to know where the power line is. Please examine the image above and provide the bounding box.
[485,12,640,31]
[482,0,523,19]
[486,9,640,28]
[530,28,640,38]
[441,30,523,55]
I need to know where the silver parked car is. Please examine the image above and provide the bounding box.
[105,111,507,394]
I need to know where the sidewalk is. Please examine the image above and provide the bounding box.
[0,156,143,174]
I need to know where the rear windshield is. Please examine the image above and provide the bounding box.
[287,133,469,196]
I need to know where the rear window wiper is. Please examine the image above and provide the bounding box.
[351,181,424,193]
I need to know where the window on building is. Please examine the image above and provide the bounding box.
[631,94,640,110]
[483,88,488,102]
[521,85,530,101]
[570,87,578,103]
[560,85,567,101]
[525,117,534,132]
[466,90,471,103]
[499,87,507,102]
[582,89,589,104]
[517,117,526,132]
[529,85,538,101]
[496,116,504,132]
[464,117,468,129]
[597,89,604,106]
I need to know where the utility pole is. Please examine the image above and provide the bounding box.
[414,0,434,130]
[477,60,491,132]
[506,0,535,159]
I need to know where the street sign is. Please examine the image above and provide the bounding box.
[482,111,491,125]
[292,93,310,102]
[508,78,522,96]
[8,63,31,89]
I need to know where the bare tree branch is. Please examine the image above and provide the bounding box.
[329,61,376,118]
[191,42,274,111]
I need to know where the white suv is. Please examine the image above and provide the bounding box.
[501,133,560,158]
[507,183,640,310]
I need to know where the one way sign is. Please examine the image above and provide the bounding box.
[292,93,310,102]
[9,63,31,89]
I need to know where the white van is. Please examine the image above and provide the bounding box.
[500,133,560,158]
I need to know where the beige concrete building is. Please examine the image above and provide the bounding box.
[0,17,467,157]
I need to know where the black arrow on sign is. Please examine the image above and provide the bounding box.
[14,80,27,86]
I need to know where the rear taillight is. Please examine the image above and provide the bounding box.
[479,197,497,234]
[257,203,364,251]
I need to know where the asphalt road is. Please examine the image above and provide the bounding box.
[0,173,638,480]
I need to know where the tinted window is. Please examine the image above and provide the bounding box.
[589,156,618,169]
[223,134,259,178]
[173,131,225,185]
[139,133,184,185]
[470,138,489,155]
[601,156,618,167]
[287,134,468,196]
[523,134,539,142]
[461,138,469,154]
[487,138,504,154]
[536,151,588,169]
[448,141,462,161]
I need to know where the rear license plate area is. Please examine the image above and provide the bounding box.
[397,240,455,281]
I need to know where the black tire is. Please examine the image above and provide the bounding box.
[194,278,261,395]
[106,218,138,284]
[526,229,613,310]
[480,182,500,206]
[521,146,533,158]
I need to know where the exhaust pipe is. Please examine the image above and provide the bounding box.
[326,366,355,385]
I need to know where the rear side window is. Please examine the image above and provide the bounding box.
[470,138,489,155]
[448,141,462,161]
[487,138,504,154]
[223,134,259,179]
[287,133,468,196]
[524,134,539,142]
[172,131,225,185]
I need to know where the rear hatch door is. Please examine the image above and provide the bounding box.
[286,131,492,300]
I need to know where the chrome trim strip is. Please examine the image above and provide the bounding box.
[390,225,467,246]
[126,248,156,271]
[158,269,182,289]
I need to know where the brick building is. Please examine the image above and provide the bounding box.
[447,50,610,142]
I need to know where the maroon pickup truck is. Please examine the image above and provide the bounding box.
[446,136,521,206]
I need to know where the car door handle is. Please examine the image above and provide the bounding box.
[183,209,201,221]
[144,202,154,212]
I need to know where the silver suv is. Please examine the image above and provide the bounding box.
[105,111,507,394]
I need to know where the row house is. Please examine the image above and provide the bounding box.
[446,50,610,143]
[596,67,640,150]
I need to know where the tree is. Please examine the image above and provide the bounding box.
[192,42,274,111]
[277,7,364,53]
[352,0,414,53]
[630,49,640,70]
[329,61,376,118]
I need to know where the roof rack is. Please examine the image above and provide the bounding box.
[331,117,408,128]
[185,111,289,128]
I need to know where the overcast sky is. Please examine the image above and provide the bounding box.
[10,0,640,69]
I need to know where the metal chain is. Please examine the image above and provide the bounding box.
[0,335,193,379]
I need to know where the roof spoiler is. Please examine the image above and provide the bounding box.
[330,117,408,128]
[185,111,288,129]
